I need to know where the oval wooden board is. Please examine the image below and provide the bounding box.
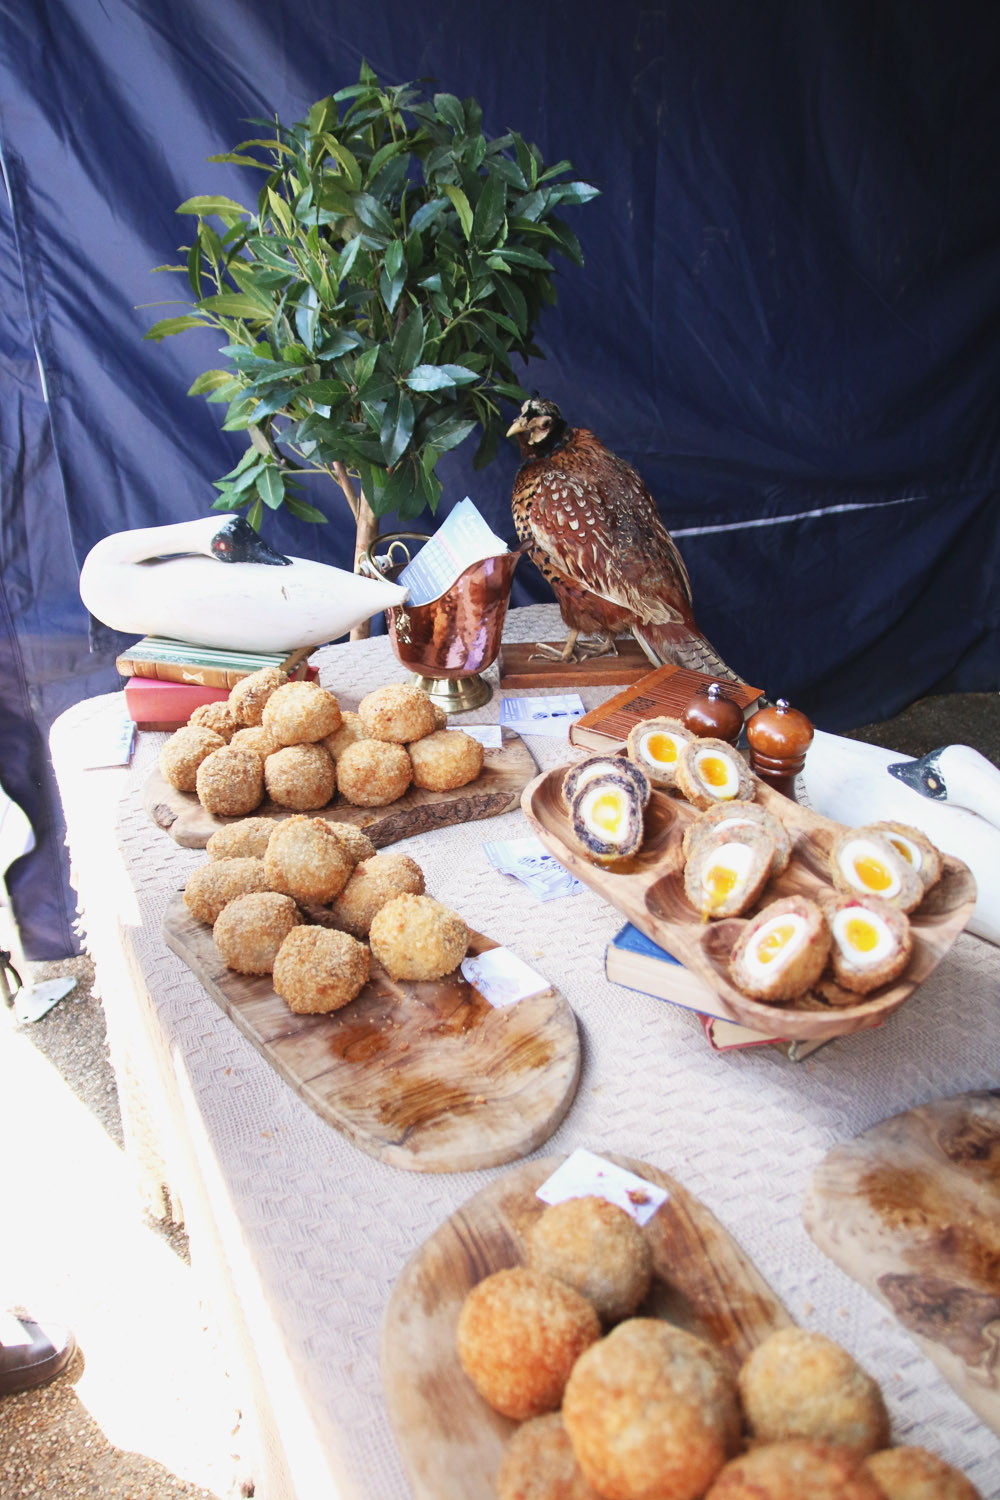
[521,766,977,1041]
[162,892,579,1173]
[381,1152,791,1500]
[144,729,536,849]
[804,1090,1000,1436]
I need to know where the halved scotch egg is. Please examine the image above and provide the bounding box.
[729,894,830,1003]
[862,820,942,892]
[562,755,651,810]
[569,771,646,863]
[683,826,776,919]
[823,892,913,994]
[626,717,694,788]
[829,830,924,912]
[675,737,755,811]
[681,799,792,876]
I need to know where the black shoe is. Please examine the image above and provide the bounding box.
[0,1315,76,1396]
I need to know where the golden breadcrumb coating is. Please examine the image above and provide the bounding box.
[212,891,301,974]
[431,702,448,729]
[863,1445,982,1500]
[188,700,242,742]
[682,799,792,875]
[263,743,336,810]
[705,1439,887,1499]
[335,739,412,807]
[821,891,913,994]
[829,829,924,913]
[368,893,468,980]
[262,680,342,745]
[329,852,426,937]
[206,816,277,861]
[457,1267,601,1421]
[528,1196,652,1325]
[863,822,943,893]
[229,725,279,759]
[228,666,289,726]
[272,925,370,1013]
[159,725,225,791]
[563,1318,741,1500]
[195,747,265,816]
[626,715,694,789]
[183,857,270,925]
[728,895,831,1003]
[358,682,436,742]
[264,815,356,904]
[675,737,755,811]
[323,822,376,863]
[321,710,368,761]
[408,729,484,791]
[738,1327,889,1455]
[496,1413,602,1500]
[683,825,776,920]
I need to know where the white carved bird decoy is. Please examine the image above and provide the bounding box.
[801,729,1000,947]
[79,515,407,652]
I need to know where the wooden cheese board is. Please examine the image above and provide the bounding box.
[804,1090,1000,1436]
[144,728,536,849]
[162,892,579,1173]
[381,1152,791,1500]
[521,764,977,1041]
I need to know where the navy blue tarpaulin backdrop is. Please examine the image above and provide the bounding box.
[2,1,999,956]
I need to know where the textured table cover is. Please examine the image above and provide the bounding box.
[50,604,1000,1500]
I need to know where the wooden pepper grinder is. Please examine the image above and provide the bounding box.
[746,698,814,801]
[681,682,744,746]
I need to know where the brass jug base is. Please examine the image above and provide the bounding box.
[410,672,493,713]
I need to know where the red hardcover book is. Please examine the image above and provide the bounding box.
[124,666,320,730]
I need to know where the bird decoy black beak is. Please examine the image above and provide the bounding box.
[211,515,292,566]
[887,753,947,800]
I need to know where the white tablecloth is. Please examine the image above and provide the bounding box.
[50,604,1000,1500]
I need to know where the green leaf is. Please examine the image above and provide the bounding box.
[257,466,286,510]
[405,362,479,392]
[380,390,415,466]
[352,345,380,389]
[367,138,408,181]
[409,198,445,234]
[186,242,203,298]
[249,384,298,422]
[199,292,273,319]
[283,495,328,523]
[206,152,270,168]
[246,497,264,531]
[383,240,404,279]
[144,315,210,341]
[380,262,406,315]
[292,379,352,404]
[442,184,473,240]
[267,189,294,234]
[354,192,395,238]
[420,414,478,452]
[495,276,528,334]
[549,179,601,205]
[177,195,248,218]
[488,246,552,271]
[392,306,425,375]
[321,136,362,188]
[187,368,234,395]
[472,172,506,247]
[433,93,466,134]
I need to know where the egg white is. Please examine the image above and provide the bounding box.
[743,912,808,981]
[831,906,895,968]
[838,838,902,898]
[693,747,740,799]
[885,831,923,873]
[700,840,754,905]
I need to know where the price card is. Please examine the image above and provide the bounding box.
[536,1147,669,1226]
[482,836,585,900]
[461,947,552,1006]
[499,694,585,737]
[452,724,503,749]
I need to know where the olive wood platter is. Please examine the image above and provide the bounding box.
[144,728,536,849]
[804,1090,1000,1436]
[162,892,579,1173]
[381,1151,791,1500]
[521,765,977,1041]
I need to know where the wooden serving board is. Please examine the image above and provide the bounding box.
[163,893,579,1173]
[144,728,536,849]
[382,1152,791,1500]
[804,1091,1000,1436]
[522,765,977,1041]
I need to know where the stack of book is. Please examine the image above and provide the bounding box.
[116,637,314,730]
[605,922,830,1061]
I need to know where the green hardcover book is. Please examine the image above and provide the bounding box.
[115,637,312,689]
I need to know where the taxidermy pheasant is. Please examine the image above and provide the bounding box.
[506,397,742,679]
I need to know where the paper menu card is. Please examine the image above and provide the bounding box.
[393,497,508,606]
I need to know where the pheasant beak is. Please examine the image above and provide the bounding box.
[506,415,529,438]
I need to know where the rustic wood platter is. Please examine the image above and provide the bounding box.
[144,728,536,849]
[163,892,579,1173]
[804,1090,1000,1437]
[381,1151,791,1500]
[521,765,977,1041]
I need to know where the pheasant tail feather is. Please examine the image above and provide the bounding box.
[632,622,745,685]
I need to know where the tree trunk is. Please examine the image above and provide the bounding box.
[350,492,380,641]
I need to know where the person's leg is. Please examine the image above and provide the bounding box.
[0,1312,76,1395]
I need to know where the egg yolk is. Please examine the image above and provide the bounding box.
[705,865,738,909]
[889,836,917,867]
[646,732,678,764]
[591,794,623,834]
[845,916,879,953]
[853,854,893,891]
[755,922,797,964]
[699,756,731,788]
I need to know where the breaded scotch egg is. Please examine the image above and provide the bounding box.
[496,1413,601,1500]
[562,755,652,810]
[863,1445,983,1500]
[682,800,792,876]
[457,1267,601,1421]
[408,728,483,791]
[206,816,277,861]
[262,680,342,745]
[862,821,942,893]
[569,771,647,863]
[329,851,425,937]
[563,1319,741,1500]
[705,1439,887,1500]
[527,1196,652,1325]
[358,682,436,743]
[228,665,288,726]
[675,737,755,811]
[335,739,413,807]
[626,716,694,788]
[729,894,831,1003]
[368,893,469,980]
[272,925,370,1013]
[263,743,336,810]
[683,825,776,919]
[738,1326,890,1455]
[823,892,913,994]
[195,746,265,816]
[830,829,924,912]
[183,857,270,925]
[212,891,301,975]
[159,725,225,792]
[264,815,355,904]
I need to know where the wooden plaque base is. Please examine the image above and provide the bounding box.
[498,638,652,689]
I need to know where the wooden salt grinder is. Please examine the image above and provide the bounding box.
[746,698,815,801]
[681,683,744,746]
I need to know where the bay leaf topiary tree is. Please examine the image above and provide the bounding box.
[147,61,598,604]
